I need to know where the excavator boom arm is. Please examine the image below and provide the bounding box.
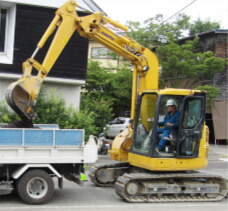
[6,0,159,123]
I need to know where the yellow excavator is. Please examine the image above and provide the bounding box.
[5,1,227,202]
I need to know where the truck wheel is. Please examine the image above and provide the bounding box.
[17,169,54,204]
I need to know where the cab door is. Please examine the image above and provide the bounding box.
[177,95,206,158]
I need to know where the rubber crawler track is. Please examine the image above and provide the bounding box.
[115,171,228,202]
[89,162,129,187]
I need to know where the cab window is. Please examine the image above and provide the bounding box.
[132,93,157,154]
[179,98,203,156]
[182,98,202,129]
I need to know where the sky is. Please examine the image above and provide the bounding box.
[93,0,228,29]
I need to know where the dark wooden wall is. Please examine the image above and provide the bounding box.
[0,4,88,80]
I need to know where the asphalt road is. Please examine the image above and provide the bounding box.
[0,145,227,211]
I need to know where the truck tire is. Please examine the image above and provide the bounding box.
[17,169,54,204]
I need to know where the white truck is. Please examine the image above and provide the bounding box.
[0,125,97,204]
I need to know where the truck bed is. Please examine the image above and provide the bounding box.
[0,128,97,164]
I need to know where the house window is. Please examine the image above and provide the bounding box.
[91,47,113,59]
[0,2,16,64]
[0,8,7,53]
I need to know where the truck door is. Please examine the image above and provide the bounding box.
[177,96,206,158]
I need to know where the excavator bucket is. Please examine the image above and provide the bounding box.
[5,76,40,121]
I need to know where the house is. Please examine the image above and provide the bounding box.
[179,29,228,99]
[88,39,118,72]
[179,29,228,142]
[88,32,128,73]
[0,0,104,108]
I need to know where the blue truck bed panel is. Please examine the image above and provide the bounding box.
[0,128,84,146]
[0,130,23,146]
[24,130,54,146]
[55,130,83,146]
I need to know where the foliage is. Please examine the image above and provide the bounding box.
[0,59,133,137]
[195,85,219,106]
[189,18,220,35]
[0,101,19,123]
[156,38,226,87]
[80,96,113,133]
[125,14,225,88]
[33,88,99,140]
[62,109,98,139]
[126,14,221,48]
[111,65,132,115]
[82,60,132,118]
[126,13,190,48]
[0,88,98,140]
[34,88,69,126]
[83,60,112,97]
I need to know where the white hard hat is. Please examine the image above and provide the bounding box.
[166,99,177,106]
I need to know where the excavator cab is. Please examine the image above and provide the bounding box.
[130,89,207,168]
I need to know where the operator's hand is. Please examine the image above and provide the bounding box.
[166,122,173,127]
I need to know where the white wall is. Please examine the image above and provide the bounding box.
[43,82,82,109]
[0,78,83,110]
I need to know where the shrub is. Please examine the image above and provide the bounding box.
[0,101,19,123]
[195,85,219,106]
[0,87,98,141]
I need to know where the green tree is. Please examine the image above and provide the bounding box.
[0,89,98,140]
[0,101,19,123]
[80,96,113,133]
[156,38,226,87]
[189,18,220,35]
[111,65,132,116]
[83,59,113,99]
[126,13,190,48]
[34,88,99,140]
[81,60,114,131]
[126,14,221,48]
[82,60,132,118]
[34,88,69,126]
[195,85,220,106]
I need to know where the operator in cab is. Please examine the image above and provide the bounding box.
[156,99,180,153]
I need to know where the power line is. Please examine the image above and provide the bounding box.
[159,0,197,25]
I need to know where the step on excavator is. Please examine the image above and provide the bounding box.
[5,0,227,202]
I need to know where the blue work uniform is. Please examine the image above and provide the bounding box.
[156,110,180,150]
